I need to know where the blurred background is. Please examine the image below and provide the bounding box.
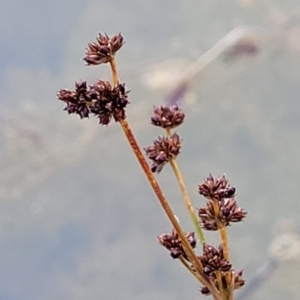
[1,0,300,299]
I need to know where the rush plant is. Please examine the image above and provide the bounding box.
[57,32,247,300]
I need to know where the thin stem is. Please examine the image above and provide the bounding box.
[109,55,119,86]
[210,200,229,260]
[119,120,201,271]
[169,158,205,245]
[227,272,234,300]
[109,59,204,277]
[215,270,224,294]
[120,120,208,277]
[165,128,205,244]
[179,256,204,283]
[219,226,229,261]
[119,119,223,300]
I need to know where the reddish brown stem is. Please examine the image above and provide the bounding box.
[119,119,222,300]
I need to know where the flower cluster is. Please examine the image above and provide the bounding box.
[198,174,246,230]
[200,244,231,274]
[198,244,244,295]
[57,80,129,125]
[151,105,185,129]
[198,174,236,201]
[144,133,181,173]
[84,33,124,65]
[157,229,196,259]
[145,105,185,173]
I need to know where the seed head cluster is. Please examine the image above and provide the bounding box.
[144,133,181,173]
[199,244,231,274]
[198,174,246,230]
[198,244,244,295]
[84,33,124,65]
[199,174,236,201]
[57,80,129,125]
[201,271,245,295]
[151,105,185,129]
[57,33,128,125]
[157,229,196,259]
[145,105,185,173]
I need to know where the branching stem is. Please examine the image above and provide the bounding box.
[109,53,223,300]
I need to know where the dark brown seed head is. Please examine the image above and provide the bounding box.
[198,198,247,230]
[64,102,90,119]
[199,244,232,275]
[200,269,245,295]
[157,229,196,260]
[198,245,243,296]
[144,133,181,173]
[110,33,124,53]
[233,270,245,290]
[220,198,247,223]
[57,81,91,119]
[57,89,76,103]
[198,203,219,231]
[151,105,185,129]
[198,174,236,201]
[84,33,125,65]
[75,81,90,101]
[199,247,245,296]
[89,80,129,125]
[57,80,129,124]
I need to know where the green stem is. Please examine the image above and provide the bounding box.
[166,128,205,245]
[169,159,205,244]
